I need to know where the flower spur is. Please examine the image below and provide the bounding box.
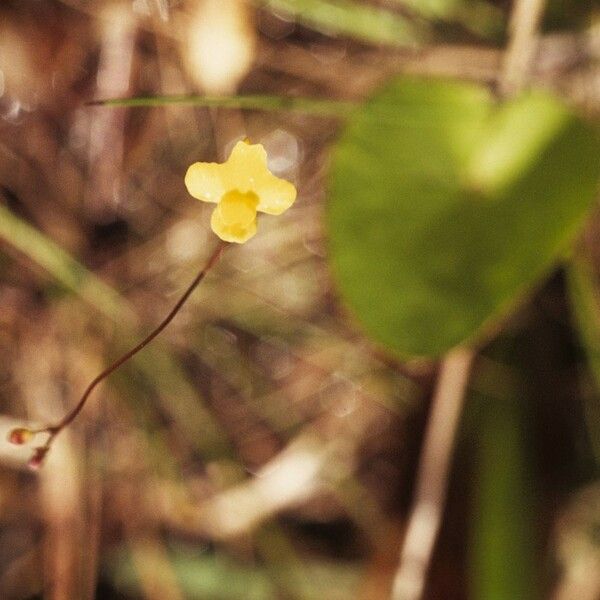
[185,140,297,243]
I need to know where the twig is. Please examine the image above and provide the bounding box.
[390,347,475,600]
[499,0,548,96]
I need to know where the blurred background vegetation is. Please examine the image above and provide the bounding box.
[0,0,599,599]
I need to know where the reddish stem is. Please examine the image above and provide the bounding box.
[37,241,227,445]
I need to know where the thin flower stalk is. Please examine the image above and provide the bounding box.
[9,241,226,467]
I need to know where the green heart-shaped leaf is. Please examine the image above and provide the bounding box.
[328,77,600,358]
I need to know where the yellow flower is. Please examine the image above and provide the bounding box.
[185,140,297,243]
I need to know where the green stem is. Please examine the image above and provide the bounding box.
[87,94,357,117]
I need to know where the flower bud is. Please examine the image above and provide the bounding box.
[27,447,49,470]
[8,428,33,445]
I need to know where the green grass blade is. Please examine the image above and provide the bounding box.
[257,0,424,46]
[386,0,503,38]
[468,388,538,600]
[0,203,130,320]
[109,545,360,600]
[88,94,357,117]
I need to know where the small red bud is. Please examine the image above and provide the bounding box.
[27,447,49,470]
[8,428,33,445]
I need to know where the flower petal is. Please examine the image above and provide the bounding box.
[184,162,226,203]
[255,174,297,215]
[211,205,257,243]
[226,141,269,184]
